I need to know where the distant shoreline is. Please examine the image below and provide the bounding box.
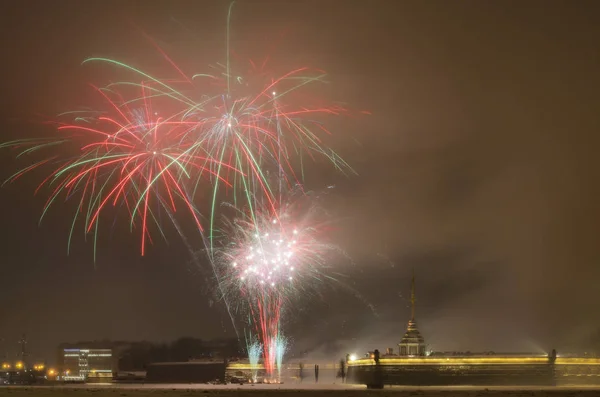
[1,384,600,397]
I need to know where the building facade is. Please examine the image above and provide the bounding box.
[58,345,114,382]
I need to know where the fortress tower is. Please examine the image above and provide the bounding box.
[398,270,426,356]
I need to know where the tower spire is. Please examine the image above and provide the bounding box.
[410,268,416,321]
[399,268,425,356]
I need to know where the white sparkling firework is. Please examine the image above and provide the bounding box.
[234,218,299,288]
[213,187,338,301]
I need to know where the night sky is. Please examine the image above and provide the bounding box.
[1,0,599,363]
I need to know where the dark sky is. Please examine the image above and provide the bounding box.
[1,0,599,363]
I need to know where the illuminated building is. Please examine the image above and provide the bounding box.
[346,271,600,387]
[58,345,114,382]
[398,270,426,356]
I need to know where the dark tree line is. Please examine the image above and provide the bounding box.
[118,338,242,371]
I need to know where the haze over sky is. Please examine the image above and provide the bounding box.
[0,0,599,362]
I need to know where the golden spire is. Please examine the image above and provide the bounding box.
[410,268,416,321]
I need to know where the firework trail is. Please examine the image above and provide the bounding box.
[274,333,288,380]
[212,186,338,376]
[245,335,263,382]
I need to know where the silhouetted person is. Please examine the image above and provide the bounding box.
[370,349,383,389]
[315,364,319,383]
[299,363,304,383]
[373,349,380,365]
[339,359,346,383]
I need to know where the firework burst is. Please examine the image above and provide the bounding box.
[214,188,334,300]
[6,51,355,256]
[184,58,356,248]
[1,83,239,258]
[212,186,339,375]
[0,3,363,377]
